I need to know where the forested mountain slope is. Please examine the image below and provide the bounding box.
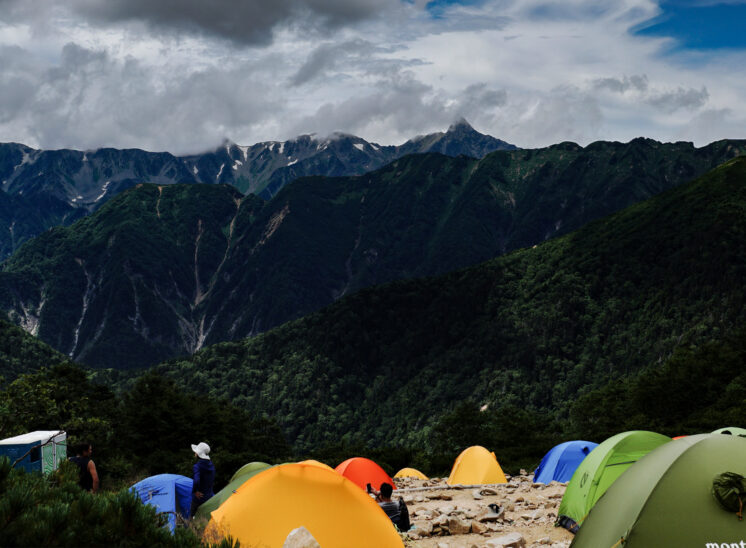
[155,157,746,452]
[0,319,71,381]
[1,139,744,370]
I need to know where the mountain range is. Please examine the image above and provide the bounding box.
[1,137,744,369]
[154,156,746,451]
[0,120,514,259]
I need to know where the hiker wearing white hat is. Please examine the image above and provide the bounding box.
[190,441,216,517]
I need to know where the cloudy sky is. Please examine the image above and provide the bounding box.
[1,0,745,153]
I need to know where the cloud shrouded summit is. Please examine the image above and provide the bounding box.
[0,0,744,153]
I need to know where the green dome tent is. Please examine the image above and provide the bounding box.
[557,430,670,532]
[195,462,271,520]
[712,427,746,437]
[571,434,746,547]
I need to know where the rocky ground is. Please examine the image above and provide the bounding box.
[393,472,573,548]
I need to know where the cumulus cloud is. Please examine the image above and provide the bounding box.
[646,86,709,112]
[591,74,708,113]
[593,74,649,93]
[0,41,281,152]
[0,0,745,152]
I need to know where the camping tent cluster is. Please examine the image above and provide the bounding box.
[129,447,505,546]
[128,429,746,546]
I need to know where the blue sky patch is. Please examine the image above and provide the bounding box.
[425,0,485,18]
[634,1,746,50]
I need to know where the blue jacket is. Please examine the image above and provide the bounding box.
[192,458,215,501]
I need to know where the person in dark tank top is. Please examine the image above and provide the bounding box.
[68,442,99,493]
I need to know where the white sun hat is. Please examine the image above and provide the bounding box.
[191,442,211,459]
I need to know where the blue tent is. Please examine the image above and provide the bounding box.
[533,440,598,484]
[131,474,193,532]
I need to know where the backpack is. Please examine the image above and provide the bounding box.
[712,472,746,520]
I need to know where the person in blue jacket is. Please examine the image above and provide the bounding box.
[190,441,215,517]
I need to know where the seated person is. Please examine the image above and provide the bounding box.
[376,482,410,531]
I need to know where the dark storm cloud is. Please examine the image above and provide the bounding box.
[68,0,401,45]
[290,40,425,86]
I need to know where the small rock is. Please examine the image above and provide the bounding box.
[282,527,321,548]
[486,532,526,548]
[472,490,483,500]
[434,514,449,527]
[478,512,503,523]
[480,488,498,496]
[471,521,487,534]
[537,537,551,544]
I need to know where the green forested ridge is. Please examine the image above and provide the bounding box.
[2,138,745,370]
[154,156,746,457]
[0,363,290,492]
[0,319,71,380]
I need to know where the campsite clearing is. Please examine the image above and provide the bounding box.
[395,473,573,548]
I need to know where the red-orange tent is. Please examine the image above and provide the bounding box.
[335,457,395,492]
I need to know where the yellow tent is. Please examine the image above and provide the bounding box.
[447,445,507,485]
[208,463,404,548]
[298,459,335,471]
[394,467,428,480]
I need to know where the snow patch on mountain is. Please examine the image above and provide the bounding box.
[95,181,111,202]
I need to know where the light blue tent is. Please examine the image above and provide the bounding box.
[131,474,193,532]
[533,440,598,484]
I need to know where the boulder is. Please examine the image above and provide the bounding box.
[486,532,526,548]
[447,517,471,535]
[282,527,321,548]
[415,521,434,537]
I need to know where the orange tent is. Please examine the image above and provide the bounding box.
[335,457,395,492]
[208,463,403,548]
